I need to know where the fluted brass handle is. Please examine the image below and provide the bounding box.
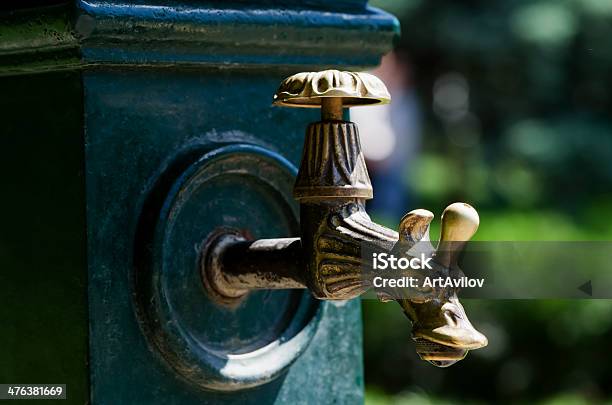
[200,69,487,368]
[273,70,391,106]
[273,69,390,122]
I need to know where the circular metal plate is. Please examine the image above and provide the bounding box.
[134,144,321,391]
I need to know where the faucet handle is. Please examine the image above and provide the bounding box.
[273,69,390,120]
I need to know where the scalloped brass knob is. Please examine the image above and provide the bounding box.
[273,69,391,120]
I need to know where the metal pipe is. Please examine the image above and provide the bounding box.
[221,238,306,289]
[201,232,306,305]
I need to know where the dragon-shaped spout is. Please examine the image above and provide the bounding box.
[298,195,488,366]
[394,204,488,366]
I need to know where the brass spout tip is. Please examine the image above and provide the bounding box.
[414,337,468,364]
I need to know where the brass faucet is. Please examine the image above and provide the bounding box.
[201,70,487,367]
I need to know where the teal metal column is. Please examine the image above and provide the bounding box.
[0,1,398,403]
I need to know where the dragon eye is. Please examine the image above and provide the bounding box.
[444,310,457,326]
[444,309,462,326]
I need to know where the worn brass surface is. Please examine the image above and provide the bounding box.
[273,70,391,108]
[395,204,488,367]
[294,121,372,200]
[200,70,487,368]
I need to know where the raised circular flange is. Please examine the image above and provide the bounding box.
[134,144,322,391]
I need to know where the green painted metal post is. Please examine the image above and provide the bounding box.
[0,1,398,403]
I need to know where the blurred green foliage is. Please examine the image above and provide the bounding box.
[375,0,612,213]
[364,0,612,403]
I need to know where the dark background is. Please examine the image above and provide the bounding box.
[363,1,612,403]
